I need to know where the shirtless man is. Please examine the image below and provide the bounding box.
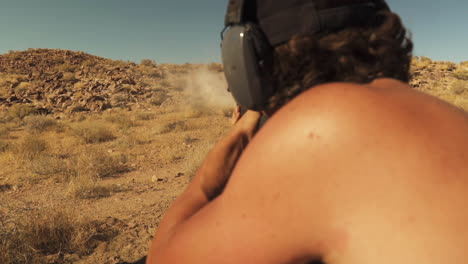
[147,0,468,263]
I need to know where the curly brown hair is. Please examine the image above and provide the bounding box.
[267,10,413,112]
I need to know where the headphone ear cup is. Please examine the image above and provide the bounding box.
[221,24,275,111]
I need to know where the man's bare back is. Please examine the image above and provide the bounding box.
[148,79,468,263]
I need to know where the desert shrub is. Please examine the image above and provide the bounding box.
[73,148,128,179]
[0,140,8,153]
[65,148,128,198]
[104,113,138,130]
[8,104,37,120]
[25,155,69,181]
[13,135,47,160]
[0,112,14,123]
[154,120,188,134]
[135,112,155,121]
[14,82,32,95]
[160,80,171,88]
[110,94,130,107]
[435,62,457,72]
[0,208,113,263]
[49,147,128,182]
[140,59,157,67]
[6,50,22,61]
[109,60,128,68]
[71,122,116,143]
[0,126,9,138]
[114,132,151,149]
[453,69,468,81]
[68,182,114,199]
[118,84,133,93]
[183,109,205,119]
[146,69,164,78]
[73,82,87,90]
[150,90,169,106]
[0,87,8,98]
[19,140,128,184]
[451,80,467,95]
[55,63,76,73]
[62,72,76,82]
[412,56,433,70]
[24,115,59,133]
[420,56,432,63]
[82,59,97,67]
[207,63,224,72]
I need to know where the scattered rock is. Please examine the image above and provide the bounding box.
[151,176,164,183]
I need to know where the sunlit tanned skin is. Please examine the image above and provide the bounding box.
[147,78,468,263]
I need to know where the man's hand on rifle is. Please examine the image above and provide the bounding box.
[231,105,242,124]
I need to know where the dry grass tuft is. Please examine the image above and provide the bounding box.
[55,63,77,73]
[135,112,155,121]
[73,81,87,90]
[68,182,115,199]
[104,113,138,130]
[12,135,48,160]
[8,104,38,120]
[71,147,128,180]
[62,72,76,82]
[0,208,114,264]
[0,140,8,153]
[453,69,468,81]
[451,80,467,95]
[140,59,157,68]
[71,122,116,143]
[0,125,10,138]
[12,135,129,188]
[150,89,169,106]
[154,120,188,134]
[65,147,129,198]
[207,63,224,72]
[14,82,32,95]
[114,132,151,149]
[24,115,60,133]
[0,111,14,124]
[110,93,129,106]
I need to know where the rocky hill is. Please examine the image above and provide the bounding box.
[0,49,221,114]
[410,57,468,110]
[0,49,467,114]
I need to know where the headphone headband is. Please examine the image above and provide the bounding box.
[225,0,390,46]
[225,0,247,26]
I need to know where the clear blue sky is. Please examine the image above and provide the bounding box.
[0,0,466,64]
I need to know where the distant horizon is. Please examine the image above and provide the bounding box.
[0,0,466,64]
[3,47,466,65]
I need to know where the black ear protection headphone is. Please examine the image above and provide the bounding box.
[221,0,274,111]
[221,0,390,111]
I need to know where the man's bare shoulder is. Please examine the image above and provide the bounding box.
[255,78,467,148]
[218,80,468,262]
[227,78,468,194]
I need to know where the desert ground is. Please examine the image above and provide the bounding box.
[0,49,467,264]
